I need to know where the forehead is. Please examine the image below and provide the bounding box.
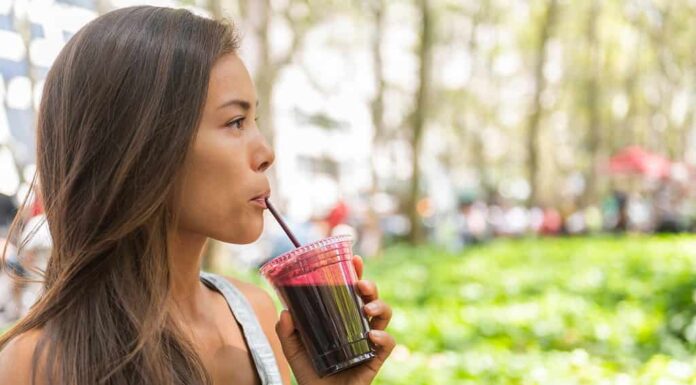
[206,54,256,105]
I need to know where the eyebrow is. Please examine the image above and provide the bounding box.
[216,99,259,111]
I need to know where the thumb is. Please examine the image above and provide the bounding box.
[275,310,305,363]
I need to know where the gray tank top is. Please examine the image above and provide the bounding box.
[199,271,284,385]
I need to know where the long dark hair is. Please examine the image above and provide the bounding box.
[0,6,239,384]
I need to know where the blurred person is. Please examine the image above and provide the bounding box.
[379,213,410,242]
[627,193,652,232]
[612,191,629,232]
[504,204,530,237]
[456,197,489,246]
[487,196,507,237]
[3,214,52,322]
[565,210,586,235]
[0,237,18,324]
[358,209,382,257]
[654,184,688,233]
[455,198,473,245]
[528,206,544,234]
[0,185,50,322]
[0,7,394,385]
[326,198,349,235]
[584,206,603,234]
[468,201,489,242]
[0,193,18,235]
[539,207,563,236]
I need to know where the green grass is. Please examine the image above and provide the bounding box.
[359,235,696,384]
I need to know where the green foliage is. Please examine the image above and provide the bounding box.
[363,235,696,384]
[226,236,696,383]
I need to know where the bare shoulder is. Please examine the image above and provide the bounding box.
[0,328,47,385]
[221,276,291,384]
[222,276,278,318]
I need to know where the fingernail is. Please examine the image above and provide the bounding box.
[369,330,386,339]
[365,303,378,313]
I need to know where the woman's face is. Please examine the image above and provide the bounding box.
[177,53,274,244]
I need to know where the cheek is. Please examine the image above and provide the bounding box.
[175,137,262,242]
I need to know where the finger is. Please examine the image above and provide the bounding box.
[357,279,378,303]
[365,330,396,371]
[275,310,295,338]
[364,299,392,331]
[275,310,304,362]
[352,255,364,280]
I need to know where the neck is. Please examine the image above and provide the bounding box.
[167,228,210,323]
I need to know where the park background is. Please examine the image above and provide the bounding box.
[2,0,696,384]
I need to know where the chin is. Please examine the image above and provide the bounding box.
[234,232,262,244]
[217,224,263,244]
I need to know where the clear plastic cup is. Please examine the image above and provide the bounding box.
[260,235,376,377]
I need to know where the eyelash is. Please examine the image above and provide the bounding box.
[225,117,259,130]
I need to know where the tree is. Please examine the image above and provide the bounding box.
[581,0,602,206]
[407,0,433,244]
[364,0,386,255]
[526,0,559,206]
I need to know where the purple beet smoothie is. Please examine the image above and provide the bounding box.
[277,283,374,376]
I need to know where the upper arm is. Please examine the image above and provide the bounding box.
[224,277,292,385]
[0,330,47,385]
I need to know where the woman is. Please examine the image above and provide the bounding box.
[0,6,394,385]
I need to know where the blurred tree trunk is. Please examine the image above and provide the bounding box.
[407,0,433,245]
[686,116,695,160]
[651,4,682,159]
[622,71,639,148]
[466,5,492,197]
[581,0,601,206]
[366,0,386,255]
[245,0,276,149]
[680,109,694,160]
[451,3,493,198]
[526,0,558,206]
[623,12,645,149]
[242,0,310,193]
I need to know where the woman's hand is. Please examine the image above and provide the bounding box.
[275,255,395,385]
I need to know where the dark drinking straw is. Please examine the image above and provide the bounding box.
[265,197,301,248]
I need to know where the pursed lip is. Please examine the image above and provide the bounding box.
[250,191,271,209]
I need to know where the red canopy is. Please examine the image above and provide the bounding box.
[608,146,672,179]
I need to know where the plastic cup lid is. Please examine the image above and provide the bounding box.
[260,235,353,280]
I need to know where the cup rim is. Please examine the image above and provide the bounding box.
[259,234,353,278]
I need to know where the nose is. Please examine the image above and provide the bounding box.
[253,136,275,173]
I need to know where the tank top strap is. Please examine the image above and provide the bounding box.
[199,271,283,385]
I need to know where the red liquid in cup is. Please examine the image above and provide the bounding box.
[260,236,376,377]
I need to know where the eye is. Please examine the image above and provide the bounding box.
[225,118,245,130]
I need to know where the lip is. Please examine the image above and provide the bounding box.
[250,191,270,209]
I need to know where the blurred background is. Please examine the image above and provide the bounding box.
[2,0,696,383]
